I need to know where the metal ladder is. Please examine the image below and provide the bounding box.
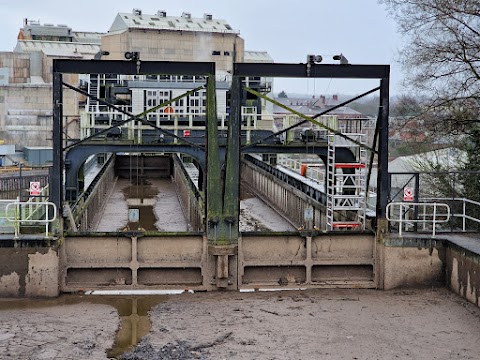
[326,127,367,231]
[87,74,99,113]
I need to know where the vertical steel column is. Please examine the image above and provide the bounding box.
[223,75,242,243]
[52,72,63,214]
[205,72,239,288]
[376,76,390,218]
[413,173,420,232]
[205,75,223,243]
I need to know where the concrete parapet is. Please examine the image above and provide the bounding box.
[378,234,480,308]
[446,242,480,307]
[1,231,478,300]
[0,241,59,297]
[241,161,324,229]
[381,237,445,290]
[172,156,204,231]
[73,156,116,231]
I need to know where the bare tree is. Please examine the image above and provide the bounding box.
[382,0,480,205]
[381,0,480,132]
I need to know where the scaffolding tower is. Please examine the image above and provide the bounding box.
[326,121,368,231]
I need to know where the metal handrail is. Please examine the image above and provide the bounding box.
[421,197,480,232]
[4,200,57,238]
[80,108,274,144]
[0,199,19,232]
[386,202,451,238]
[277,158,325,184]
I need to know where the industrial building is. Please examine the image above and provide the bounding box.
[0,9,273,165]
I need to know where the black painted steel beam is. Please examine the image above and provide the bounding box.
[377,77,390,218]
[52,73,63,214]
[53,59,215,75]
[234,63,390,79]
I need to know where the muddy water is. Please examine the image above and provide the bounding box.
[0,294,167,359]
[122,180,159,231]
[105,296,167,358]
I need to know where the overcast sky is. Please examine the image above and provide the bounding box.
[0,0,405,97]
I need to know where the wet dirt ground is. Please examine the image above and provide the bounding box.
[1,288,480,359]
[5,178,477,358]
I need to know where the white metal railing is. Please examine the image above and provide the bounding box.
[386,202,451,238]
[277,158,325,185]
[422,197,480,232]
[0,199,57,238]
[0,199,18,233]
[80,107,274,144]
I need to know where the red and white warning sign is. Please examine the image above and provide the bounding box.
[403,187,414,202]
[29,181,41,196]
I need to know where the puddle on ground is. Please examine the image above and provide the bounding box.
[105,296,167,358]
[122,179,159,231]
[0,294,168,359]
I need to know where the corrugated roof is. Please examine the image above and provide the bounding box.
[244,51,273,63]
[109,12,239,34]
[72,32,104,44]
[14,40,100,58]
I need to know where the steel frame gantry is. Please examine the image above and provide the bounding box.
[52,59,390,244]
[231,61,390,234]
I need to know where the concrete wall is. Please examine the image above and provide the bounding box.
[60,234,209,292]
[0,52,81,147]
[73,157,116,232]
[102,30,244,73]
[0,84,80,146]
[57,232,376,293]
[239,233,376,289]
[115,155,171,179]
[0,52,30,84]
[380,234,480,308]
[446,244,480,307]
[1,231,478,299]
[381,237,445,290]
[0,243,59,297]
[172,156,204,231]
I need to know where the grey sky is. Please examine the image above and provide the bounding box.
[0,0,404,96]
